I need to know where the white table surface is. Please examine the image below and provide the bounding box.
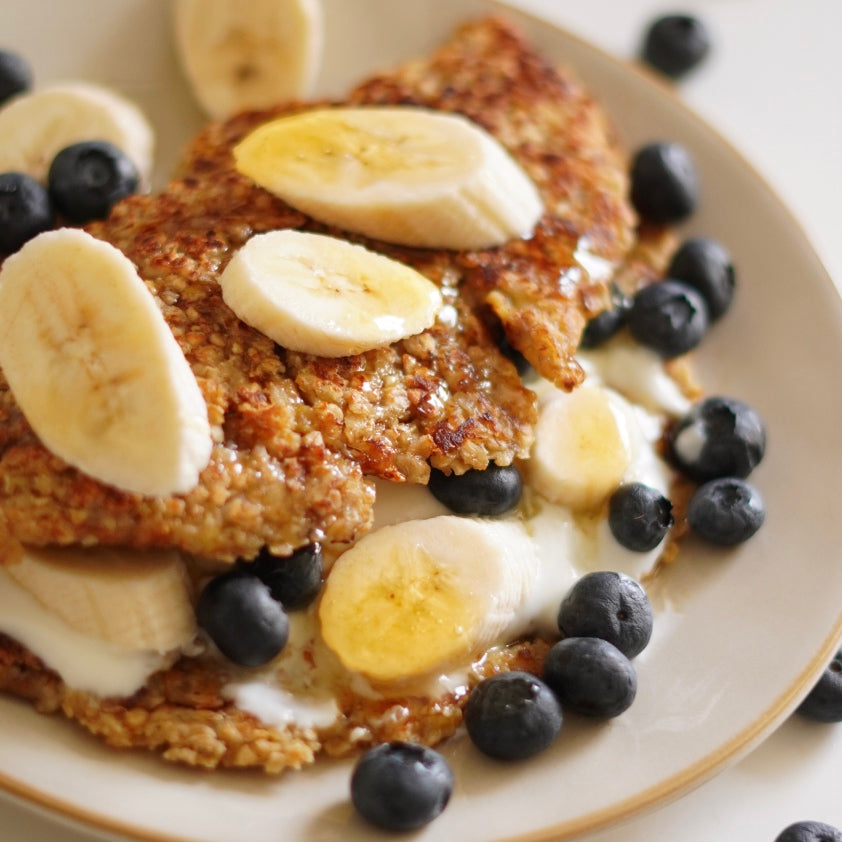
[1,1,840,840]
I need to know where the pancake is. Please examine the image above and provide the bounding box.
[0,16,682,773]
[0,12,640,562]
[0,227,680,774]
[179,16,637,391]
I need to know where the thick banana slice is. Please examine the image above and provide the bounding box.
[318,516,540,683]
[6,546,196,653]
[219,229,442,356]
[0,228,212,496]
[233,106,544,250]
[529,385,633,512]
[173,0,323,119]
[0,82,154,183]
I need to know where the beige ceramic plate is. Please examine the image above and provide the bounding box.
[2,1,842,840]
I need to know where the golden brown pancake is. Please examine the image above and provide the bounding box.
[0,16,683,773]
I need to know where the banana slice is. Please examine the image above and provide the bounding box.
[318,516,540,683]
[0,82,154,183]
[173,0,324,119]
[6,546,196,653]
[233,106,543,250]
[219,229,442,356]
[0,228,212,497]
[529,385,633,512]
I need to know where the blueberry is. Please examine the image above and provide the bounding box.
[580,284,632,349]
[641,15,712,79]
[0,172,54,253]
[774,821,842,842]
[796,647,842,723]
[628,280,708,358]
[428,462,522,516]
[669,396,766,482]
[667,237,735,320]
[557,571,653,659]
[687,477,765,545]
[350,742,453,831]
[0,50,32,105]
[196,570,289,667]
[464,671,562,760]
[245,543,323,609]
[630,142,699,224]
[608,483,674,552]
[47,140,139,224]
[543,637,637,718]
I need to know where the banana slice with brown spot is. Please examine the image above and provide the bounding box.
[173,0,324,119]
[318,515,539,683]
[0,228,212,496]
[218,229,442,356]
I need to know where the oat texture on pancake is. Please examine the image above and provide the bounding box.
[0,17,638,561]
[183,17,637,390]
[0,16,676,773]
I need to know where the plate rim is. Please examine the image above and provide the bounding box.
[2,620,842,842]
[1,1,842,840]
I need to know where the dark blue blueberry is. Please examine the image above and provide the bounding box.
[796,647,842,723]
[196,570,289,667]
[630,142,699,224]
[464,671,562,760]
[428,462,522,516]
[641,15,712,79]
[47,140,139,224]
[557,571,653,659]
[687,477,765,545]
[628,280,708,358]
[670,396,766,482]
[667,237,735,320]
[774,821,842,842]
[0,50,32,104]
[543,637,637,718]
[0,172,54,253]
[245,543,323,609]
[350,742,453,831]
[608,483,674,552]
[580,284,633,349]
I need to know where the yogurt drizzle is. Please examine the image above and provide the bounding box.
[0,336,686,727]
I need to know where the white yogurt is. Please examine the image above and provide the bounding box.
[0,337,687,722]
[580,333,691,417]
[221,612,343,730]
[673,419,706,464]
[224,682,340,731]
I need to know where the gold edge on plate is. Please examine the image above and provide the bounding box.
[505,613,842,842]
[1,3,841,842]
[2,613,841,842]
